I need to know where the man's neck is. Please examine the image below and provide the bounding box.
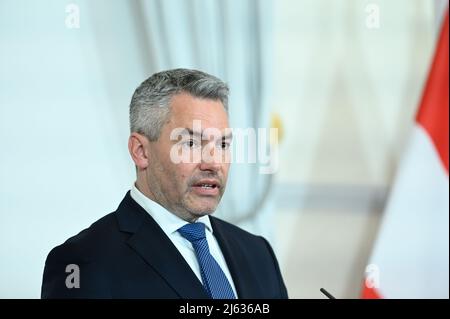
[133,180,199,223]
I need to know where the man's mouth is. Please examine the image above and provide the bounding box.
[191,179,221,196]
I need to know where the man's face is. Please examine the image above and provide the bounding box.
[145,93,231,221]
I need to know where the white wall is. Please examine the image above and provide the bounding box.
[0,0,143,297]
[0,0,442,298]
[272,0,438,298]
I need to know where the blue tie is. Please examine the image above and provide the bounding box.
[178,222,236,299]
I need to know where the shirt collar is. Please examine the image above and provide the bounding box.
[130,184,213,237]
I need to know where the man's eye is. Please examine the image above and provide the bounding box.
[221,142,231,150]
[183,139,199,148]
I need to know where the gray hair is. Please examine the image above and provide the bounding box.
[129,68,229,141]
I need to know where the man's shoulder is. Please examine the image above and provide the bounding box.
[41,212,122,298]
[45,212,121,264]
[209,215,269,246]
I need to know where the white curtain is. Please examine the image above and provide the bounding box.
[134,0,276,239]
[0,0,275,297]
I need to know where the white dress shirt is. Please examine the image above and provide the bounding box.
[130,184,238,297]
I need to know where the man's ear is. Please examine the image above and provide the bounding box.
[128,133,150,169]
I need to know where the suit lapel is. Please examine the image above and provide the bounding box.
[116,192,209,299]
[210,217,258,299]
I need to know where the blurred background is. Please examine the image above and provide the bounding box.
[0,0,448,298]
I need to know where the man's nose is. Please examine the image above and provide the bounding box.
[199,160,221,172]
[199,148,222,171]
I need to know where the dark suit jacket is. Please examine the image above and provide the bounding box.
[41,192,288,299]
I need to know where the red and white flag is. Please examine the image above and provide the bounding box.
[363,10,449,299]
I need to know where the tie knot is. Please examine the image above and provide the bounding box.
[178,222,206,243]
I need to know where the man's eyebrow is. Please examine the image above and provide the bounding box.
[222,132,233,140]
[183,128,202,137]
[184,128,233,140]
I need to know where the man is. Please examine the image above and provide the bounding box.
[41,69,288,299]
